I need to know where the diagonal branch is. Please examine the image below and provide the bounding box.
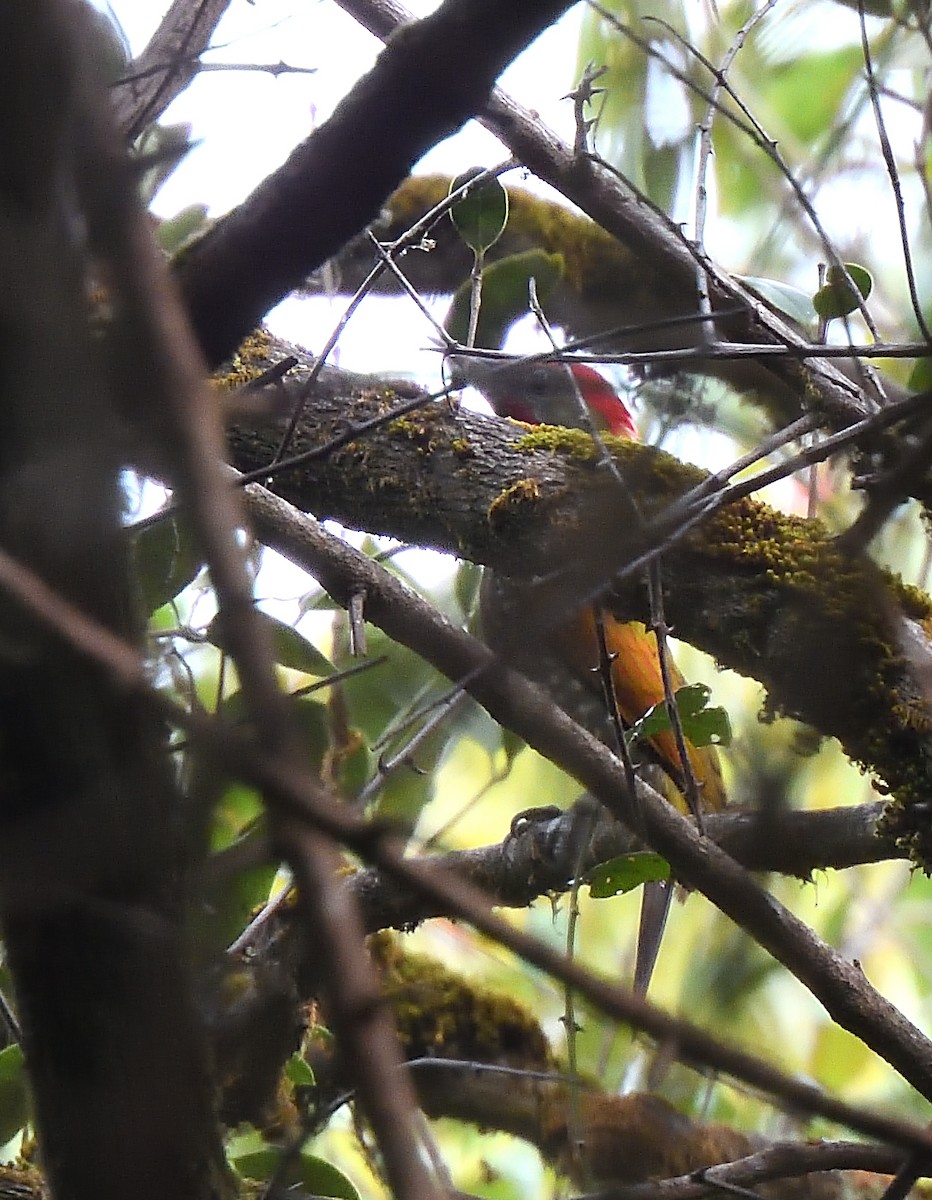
[112,0,232,141]
[0,521,928,1148]
[223,354,932,837]
[240,481,932,1107]
[335,0,894,434]
[174,0,575,365]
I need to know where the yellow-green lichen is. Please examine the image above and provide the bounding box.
[514,426,645,464]
[715,503,931,798]
[387,412,445,454]
[488,477,542,526]
[370,932,552,1071]
[211,327,275,392]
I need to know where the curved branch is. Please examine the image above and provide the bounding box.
[174,0,574,366]
[239,481,932,1107]
[224,348,932,835]
[4,476,931,1131]
[335,0,897,435]
[318,174,894,420]
[342,801,899,934]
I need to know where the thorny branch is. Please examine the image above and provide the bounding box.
[333,0,897,433]
[112,0,231,140]
[221,350,932,831]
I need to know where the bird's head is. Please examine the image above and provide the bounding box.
[452,357,637,440]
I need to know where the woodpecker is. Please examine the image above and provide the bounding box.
[467,358,727,993]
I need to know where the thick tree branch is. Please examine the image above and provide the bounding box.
[339,801,900,934]
[174,0,575,365]
[223,347,932,841]
[0,500,928,1144]
[318,172,897,421]
[239,482,932,1107]
[335,0,899,437]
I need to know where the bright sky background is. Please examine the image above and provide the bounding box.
[103,0,919,527]
[105,0,831,572]
[103,1,918,378]
[105,0,592,383]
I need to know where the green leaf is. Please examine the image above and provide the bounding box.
[588,852,671,898]
[339,626,454,827]
[763,46,862,144]
[207,611,334,676]
[449,169,509,255]
[231,1140,359,1200]
[908,356,932,393]
[210,782,264,852]
[444,249,564,348]
[285,1053,315,1087]
[642,142,680,217]
[130,514,204,615]
[293,697,332,768]
[230,1147,279,1182]
[335,731,373,800]
[630,684,732,749]
[0,1045,29,1145]
[134,122,197,206]
[296,1154,360,1200]
[156,204,210,255]
[736,274,817,331]
[197,852,278,958]
[454,560,484,623]
[812,263,873,321]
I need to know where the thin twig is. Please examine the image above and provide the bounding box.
[859,0,932,343]
[632,7,880,339]
[691,0,778,326]
[2,518,932,1145]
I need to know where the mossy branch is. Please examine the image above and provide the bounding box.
[318,175,897,432]
[295,934,904,1198]
[223,338,932,859]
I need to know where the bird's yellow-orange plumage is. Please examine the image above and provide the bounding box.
[554,609,727,814]
[468,357,727,992]
[468,357,726,816]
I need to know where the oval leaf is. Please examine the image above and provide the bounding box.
[230,1148,278,1182]
[297,1153,361,1200]
[156,203,210,255]
[909,345,932,393]
[285,1053,315,1087]
[736,274,818,330]
[232,1141,359,1200]
[131,514,204,615]
[588,852,671,898]
[0,1044,29,1145]
[449,169,509,254]
[207,611,334,676]
[812,263,873,320]
[630,684,732,749]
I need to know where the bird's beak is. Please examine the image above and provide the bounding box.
[444,354,531,400]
